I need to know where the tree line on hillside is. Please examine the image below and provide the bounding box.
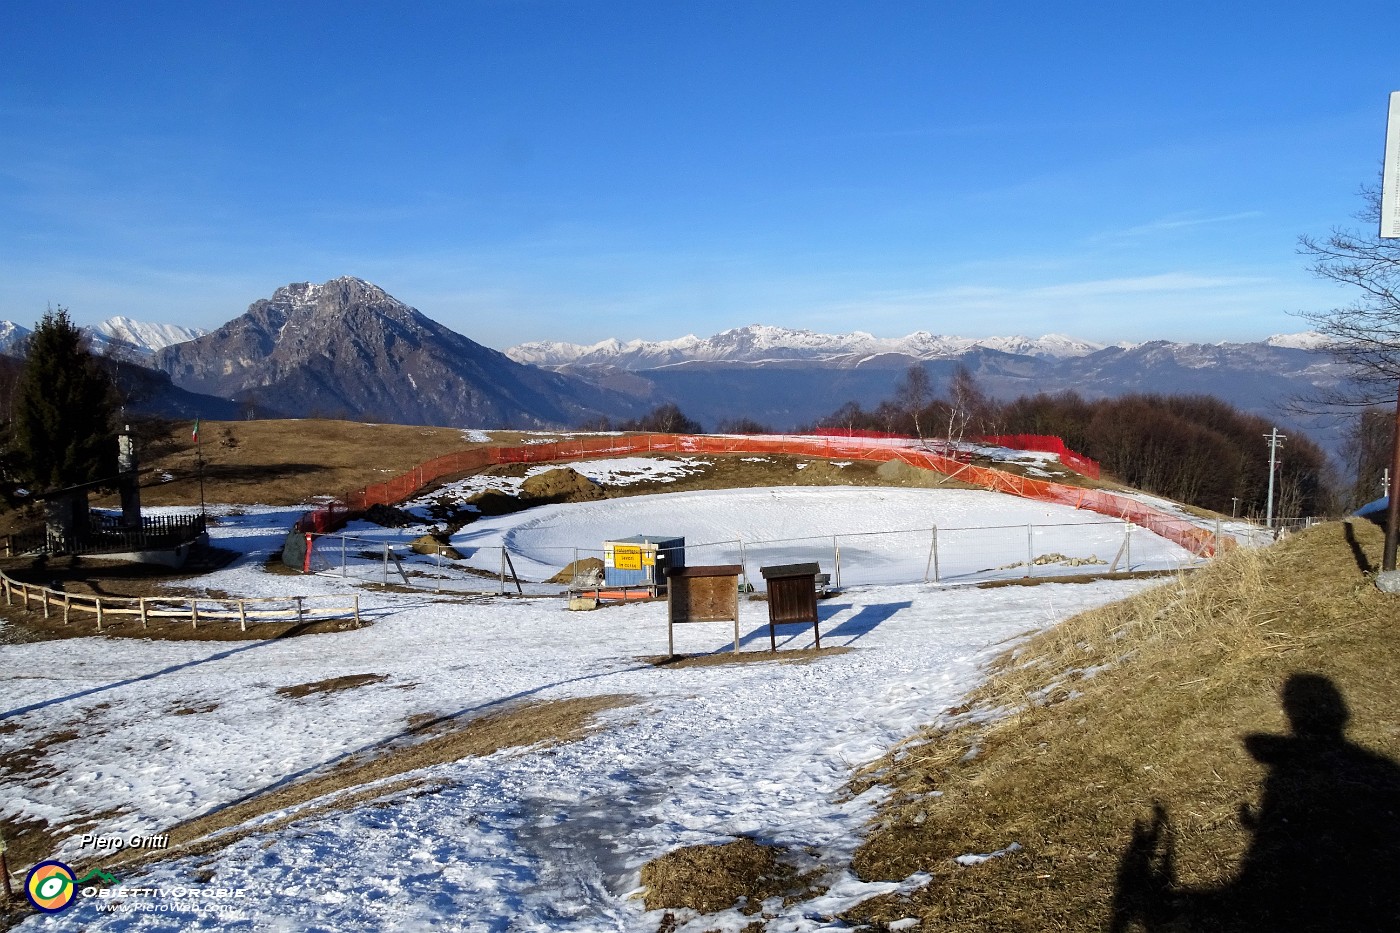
[792,364,1333,519]
[578,402,775,436]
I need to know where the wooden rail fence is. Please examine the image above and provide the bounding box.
[0,569,359,634]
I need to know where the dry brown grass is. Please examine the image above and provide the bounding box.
[839,519,1400,931]
[274,672,389,699]
[630,520,1400,931]
[641,836,825,916]
[99,419,493,510]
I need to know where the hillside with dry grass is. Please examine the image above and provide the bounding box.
[837,519,1400,931]
[637,521,1400,931]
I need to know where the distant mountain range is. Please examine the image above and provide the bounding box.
[0,316,205,357]
[507,324,1330,368]
[0,279,1356,456]
[510,328,1107,368]
[505,324,1350,452]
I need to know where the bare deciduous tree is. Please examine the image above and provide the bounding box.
[1297,186,1400,401]
[894,363,933,442]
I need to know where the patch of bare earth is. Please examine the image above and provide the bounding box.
[275,673,389,699]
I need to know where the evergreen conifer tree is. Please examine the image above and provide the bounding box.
[12,308,117,490]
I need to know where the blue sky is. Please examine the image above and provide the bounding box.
[1,2,1395,350]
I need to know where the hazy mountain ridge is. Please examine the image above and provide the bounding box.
[0,289,1349,454]
[508,324,1108,369]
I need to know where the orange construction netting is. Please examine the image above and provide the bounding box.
[342,434,1218,558]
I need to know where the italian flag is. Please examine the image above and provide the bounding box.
[192,418,201,444]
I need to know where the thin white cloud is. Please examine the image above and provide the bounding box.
[1095,210,1266,241]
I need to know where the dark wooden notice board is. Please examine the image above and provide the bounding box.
[666,564,742,654]
[760,562,821,650]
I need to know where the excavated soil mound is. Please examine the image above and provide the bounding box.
[410,534,463,560]
[875,458,944,487]
[363,503,419,527]
[520,467,606,504]
[549,557,605,585]
[466,489,525,516]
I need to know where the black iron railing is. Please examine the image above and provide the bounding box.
[3,513,208,558]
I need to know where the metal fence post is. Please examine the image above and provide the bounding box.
[924,526,940,583]
[1026,524,1034,578]
[833,535,841,589]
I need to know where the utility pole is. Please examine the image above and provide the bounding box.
[1231,497,1239,519]
[1264,428,1286,529]
[1377,92,1399,576]
[1385,383,1400,571]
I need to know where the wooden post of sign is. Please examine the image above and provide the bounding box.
[667,584,675,656]
[0,829,12,902]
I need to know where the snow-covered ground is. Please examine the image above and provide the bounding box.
[1,486,1185,931]
[386,457,1201,592]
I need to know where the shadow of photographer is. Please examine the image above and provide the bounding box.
[1111,673,1400,932]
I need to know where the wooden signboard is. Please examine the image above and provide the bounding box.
[759,562,822,651]
[666,564,743,655]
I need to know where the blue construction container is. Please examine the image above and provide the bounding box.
[603,535,686,590]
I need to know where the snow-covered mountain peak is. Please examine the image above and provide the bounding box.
[1265,331,1329,350]
[94,316,206,354]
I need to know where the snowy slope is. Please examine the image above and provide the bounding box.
[2,490,1179,931]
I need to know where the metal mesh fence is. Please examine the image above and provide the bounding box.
[304,518,1204,596]
[342,433,1221,559]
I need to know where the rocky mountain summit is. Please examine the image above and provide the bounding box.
[153,276,638,427]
